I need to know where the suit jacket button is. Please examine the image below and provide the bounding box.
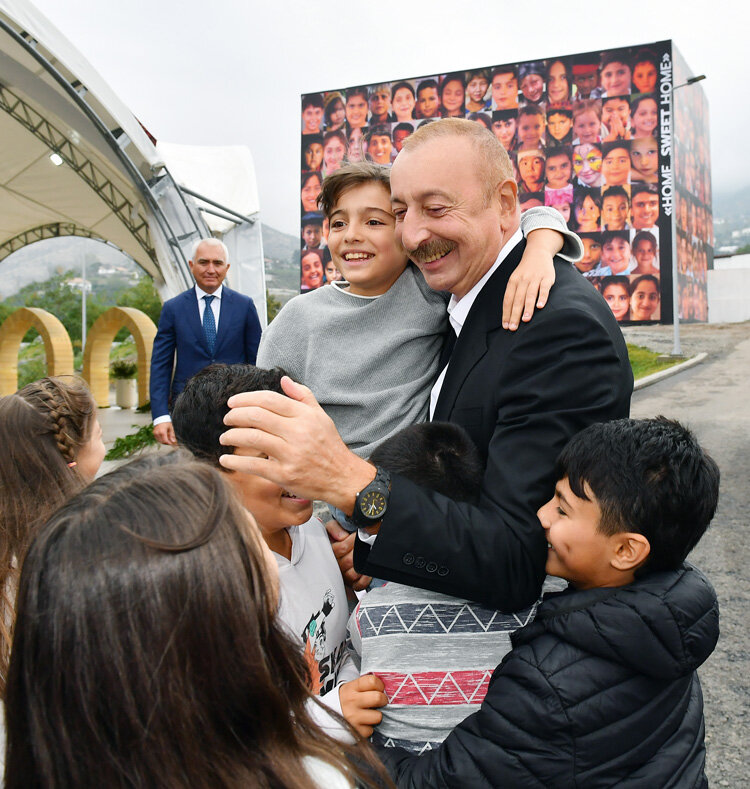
[415,556,426,569]
[437,566,449,576]
[426,562,438,573]
[403,553,415,566]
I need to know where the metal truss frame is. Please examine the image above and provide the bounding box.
[0,84,156,264]
[0,222,109,262]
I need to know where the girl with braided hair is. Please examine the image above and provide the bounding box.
[0,376,104,697]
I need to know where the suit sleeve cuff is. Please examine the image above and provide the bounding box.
[153,415,172,426]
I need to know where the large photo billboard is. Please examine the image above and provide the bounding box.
[672,44,712,323]
[301,40,688,324]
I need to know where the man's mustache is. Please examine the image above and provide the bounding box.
[409,239,457,265]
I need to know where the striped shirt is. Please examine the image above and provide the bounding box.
[348,580,558,753]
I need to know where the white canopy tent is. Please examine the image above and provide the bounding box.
[0,0,266,322]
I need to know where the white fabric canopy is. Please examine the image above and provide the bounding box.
[0,0,167,278]
[0,0,265,308]
[156,142,260,234]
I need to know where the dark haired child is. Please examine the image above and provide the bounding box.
[5,451,390,788]
[517,104,545,148]
[301,213,324,250]
[349,422,555,753]
[381,416,720,787]
[172,364,387,739]
[546,105,573,145]
[465,69,490,112]
[601,185,630,230]
[302,93,325,134]
[259,160,581,460]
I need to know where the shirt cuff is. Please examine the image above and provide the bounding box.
[520,205,584,263]
[153,415,172,426]
[323,684,346,718]
[358,528,377,546]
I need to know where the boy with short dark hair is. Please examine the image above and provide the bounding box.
[349,422,552,753]
[302,93,325,134]
[301,213,324,250]
[381,416,720,787]
[601,184,630,230]
[597,228,634,275]
[546,105,573,145]
[172,364,388,739]
[517,104,545,148]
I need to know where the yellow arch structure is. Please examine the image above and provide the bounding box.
[83,307,157,408]
[0,307,75,395]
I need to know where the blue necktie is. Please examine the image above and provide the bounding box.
[202,295,216,354]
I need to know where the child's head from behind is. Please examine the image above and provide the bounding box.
[317,161,409,297]
[369,422,483,503]
[538,417,719,589]
[172,364,313,532]
[0,376,102,695]
[0,376,102,551]
[5,451,380,788]
[14,376,103,478]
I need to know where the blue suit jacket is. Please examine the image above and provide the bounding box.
[150,286,262,419]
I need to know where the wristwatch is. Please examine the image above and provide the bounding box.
[351,467,391,528]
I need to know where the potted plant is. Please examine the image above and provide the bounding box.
[111,360,138,409]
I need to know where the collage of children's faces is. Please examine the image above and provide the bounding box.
[673,48,712,323]
[301,42,673,322]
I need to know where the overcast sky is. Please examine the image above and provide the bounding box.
[31,0,747,235]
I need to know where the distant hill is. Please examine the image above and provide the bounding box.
[261,222,300,303]
[0,237,140,299]
[714,185,750,250]
[261,222,299,263]
[714,185,750,222]
[0,224,302,303]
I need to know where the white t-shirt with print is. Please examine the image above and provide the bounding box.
[275,517,358,736]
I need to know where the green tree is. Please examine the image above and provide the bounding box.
[0,270,164,343]
[116,276,163,325]
[2,270,107,342]
[267,290,282,323]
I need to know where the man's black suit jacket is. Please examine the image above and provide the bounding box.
[354,239,633,612]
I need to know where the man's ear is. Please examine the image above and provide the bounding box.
[497,178,519,228]
[610,532,651,572]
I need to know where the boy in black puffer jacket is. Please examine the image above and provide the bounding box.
[380,416,720,788]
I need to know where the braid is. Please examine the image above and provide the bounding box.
[50,403,78,463]
[0,377,95,697]
[17,377,95,464]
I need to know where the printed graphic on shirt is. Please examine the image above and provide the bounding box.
[300,588,345,694]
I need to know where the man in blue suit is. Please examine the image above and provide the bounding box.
[150,238,262,445]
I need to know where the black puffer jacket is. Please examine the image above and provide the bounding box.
[380,564,719,788]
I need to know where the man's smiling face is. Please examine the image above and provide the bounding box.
[390,135,515,300]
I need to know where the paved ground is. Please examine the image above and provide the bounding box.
[97,400,156,476]
[626,321,750,787]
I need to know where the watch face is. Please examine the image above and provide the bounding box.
[360,490,387,519]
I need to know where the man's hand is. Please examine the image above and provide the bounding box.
[339,674,388,737]
[326,520,372,592]
[153,422,176,445]
[502,228,561,330]
[219,377,375,510]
